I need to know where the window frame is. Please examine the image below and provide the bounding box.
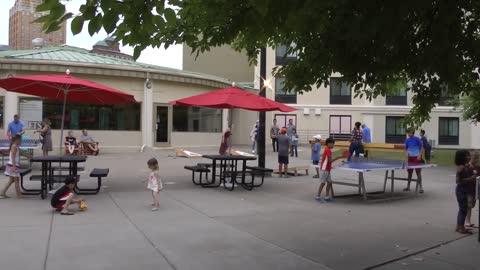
[329,115,352,141]
[172,106,223,133]
[438,117,459,145]
[275,44,297,65]
[386,88,407,105]
[329,77,352,105]
[274,77,297,104]
[385,116,406,143]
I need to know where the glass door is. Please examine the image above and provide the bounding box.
[155,105,170,144]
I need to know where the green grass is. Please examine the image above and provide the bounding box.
[333,148,456,167]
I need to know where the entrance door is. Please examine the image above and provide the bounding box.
[155,105,170,144]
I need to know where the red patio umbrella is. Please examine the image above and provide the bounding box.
[170,86,296,112]
[0,72,136,153]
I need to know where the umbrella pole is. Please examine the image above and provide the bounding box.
[59,91,68,155]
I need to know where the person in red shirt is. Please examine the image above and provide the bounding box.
[316,138,342,202]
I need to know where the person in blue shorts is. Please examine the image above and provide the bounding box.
[311,135,322,178]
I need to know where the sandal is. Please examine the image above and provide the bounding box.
[455,228,473,234]
[465,224,477,228]
[60,211,74,215]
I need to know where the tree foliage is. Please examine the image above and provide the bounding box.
[36,0,480,126]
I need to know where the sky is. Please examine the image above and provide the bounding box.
[0,0,183,69]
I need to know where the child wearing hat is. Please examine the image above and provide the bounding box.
[311,135,322,178]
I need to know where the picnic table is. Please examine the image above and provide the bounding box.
[201,155,257,191]
[333,158,435,201]
[30,155,87,199]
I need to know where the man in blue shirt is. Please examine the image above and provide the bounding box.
[404,128,424,193]
[7,114,25,138]
[361,124,371,158]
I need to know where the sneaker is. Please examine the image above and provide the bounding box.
[403,188,410,192]
[315,197,324,203]
[312,175,319,178]
[278,174,283,178]
[324,197,332,202]
[419,189,424,194]
[152,207,159,211]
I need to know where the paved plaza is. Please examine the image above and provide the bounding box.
[0,146,478,270]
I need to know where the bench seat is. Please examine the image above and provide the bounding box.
[74,168,109,195]
[185,165,211,185]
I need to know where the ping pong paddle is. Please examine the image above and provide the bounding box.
[342,150,350,158]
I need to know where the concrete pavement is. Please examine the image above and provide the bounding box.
[0,146,478,270]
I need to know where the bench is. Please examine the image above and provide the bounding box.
[184,165,211,185]
[74,168,109,195]
[245,166,273,189]
[273,166,309,176]
[19,168,39,195]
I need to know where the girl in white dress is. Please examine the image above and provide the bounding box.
[146,158,163,211]
[0,135,31,199]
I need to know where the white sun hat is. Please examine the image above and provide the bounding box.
[313,134,322,140]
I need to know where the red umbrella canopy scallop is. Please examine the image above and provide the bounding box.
[170,86,296,112]
[0,74,136,104]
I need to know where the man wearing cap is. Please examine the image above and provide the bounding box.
[311,135,322,178]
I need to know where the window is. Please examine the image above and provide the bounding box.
[385,116,406,143]
[275,77,297,104]
[329,115,351,141]
[274,114,297,129]
[173,106,222,132]
[437,89,457,106]
[330,77,351,104]
[275,44,297,65]
[41,100,141,131]
[438,117,459,145]
[386,88,407,105]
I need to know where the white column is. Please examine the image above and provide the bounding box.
[142,79,154,148]
[4,92,19,134]
[222,109,229,131]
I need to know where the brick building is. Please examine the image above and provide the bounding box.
[9,0,66,50]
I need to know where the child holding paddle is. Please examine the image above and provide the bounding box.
[316,138,342,202]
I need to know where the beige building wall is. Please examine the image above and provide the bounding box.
[183,45,254,83]
[263,46,480,149]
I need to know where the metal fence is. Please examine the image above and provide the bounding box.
[295,129,350,145]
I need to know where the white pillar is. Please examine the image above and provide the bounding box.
[222,109,229,131]
[142,79,154,148]
[4,92,19,134]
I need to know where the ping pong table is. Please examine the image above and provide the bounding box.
[333,158,435,201]
[0,139,41,167]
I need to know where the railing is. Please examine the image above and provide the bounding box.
[294,129,351,144]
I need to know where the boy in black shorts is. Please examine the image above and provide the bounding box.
[51,177,85,215]
[277,128,291,177]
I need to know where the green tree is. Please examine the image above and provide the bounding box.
[36,0,480,126]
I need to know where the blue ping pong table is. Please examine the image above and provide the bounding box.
[334,158,435,201]
[0,139,41,167]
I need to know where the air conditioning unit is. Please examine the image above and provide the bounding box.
[303,108,310,115]
[315,108,322,115]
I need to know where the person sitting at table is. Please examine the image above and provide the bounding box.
[50,177,85,215]
[0,135,32,199]
[64,130,78,155]
[79,129,99,155]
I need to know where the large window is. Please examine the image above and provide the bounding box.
[329,115,351,141]
[437,85,458,106]
[330,77,352,105]
[386,88,407,105]
[43,100,141,131]
[275,44,297,65]
[439,117,459,145]
[275,77,297,104]
[385,116,405,143]
[173,106,222,132]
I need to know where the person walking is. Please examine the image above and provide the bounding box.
[348,122,363,161]
[270,119,280,152]
[361,124,371,158]
[7,114,25,139]
[250,121,258,154]
[419,129,432,163]
[0,135,31,199]
[35,118,52,156]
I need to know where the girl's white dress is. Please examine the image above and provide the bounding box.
[147,171,163,193]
